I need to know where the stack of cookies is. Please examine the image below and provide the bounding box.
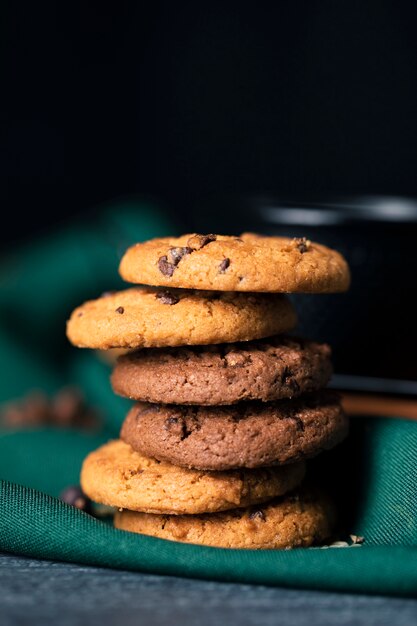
[67,233,350,550]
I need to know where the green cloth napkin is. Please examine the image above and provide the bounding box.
[0,205,416,596]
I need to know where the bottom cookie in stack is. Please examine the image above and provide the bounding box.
[114,489,335,550]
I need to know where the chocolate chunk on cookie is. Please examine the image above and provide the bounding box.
[114,487,335,549]
[121,391,348,470]
[80,440,306,515]
[119,232,350,293]
[67,287,296,349]
[111,336,332,405]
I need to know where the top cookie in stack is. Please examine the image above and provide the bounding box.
[118,233,349,293]
[68,233,350,550]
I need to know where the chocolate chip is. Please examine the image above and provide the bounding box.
[170,246,193,264]
[187,234,217,249]
[290,379,301,394]
[60,486,91,513]
[158,255,176,276]
[249,509,266,521]
[294,237,310,253]
[155,290,179,305]
[281,366,292,383]
[164,415,186,438]
[77,312,83,317]
[292,415,305,431]
[115,306,124,314]
[219,258,230,273]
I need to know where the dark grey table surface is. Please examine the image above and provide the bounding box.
[1,553,417,626]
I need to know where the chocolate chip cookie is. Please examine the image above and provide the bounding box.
[119,232,350,293]
[111,336,332,405]
[80,440,306,515]
[114,488,335,549]
[67,287,296,349]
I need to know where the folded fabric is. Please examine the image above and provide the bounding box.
[0,417,417,596]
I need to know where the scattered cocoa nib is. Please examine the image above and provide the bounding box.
[170,246,193,264]
[0,387,100,430]
[219,258,230,273]
[115,306,124,314]
[156,290,179,305]
[60,486,91,513]
[293,237,310,253]
[249,509,266,521]
[187,234,217,249]
[158,255,176,277]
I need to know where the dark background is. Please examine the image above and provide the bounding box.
[2,1,417,380]
[3,1,417,244]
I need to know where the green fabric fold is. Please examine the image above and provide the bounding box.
[1,477,417,597]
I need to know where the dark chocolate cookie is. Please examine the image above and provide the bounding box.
[120,391,348,470]
[111,336,333,405]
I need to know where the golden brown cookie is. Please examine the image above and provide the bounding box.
[114,489,335,549]
[119,233,350,293]
[111,336,332,405]
[120,392,348,470]
[80,440,306,515]
[66,287,296,349]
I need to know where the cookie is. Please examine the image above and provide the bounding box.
[114,488,335,549]
[66,287,296,349]
[121,392,348,470]
[111,336,332,405]
[80,440,306,515]
[119,232,350,293]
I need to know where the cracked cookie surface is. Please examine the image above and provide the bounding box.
[119,232,350,293]
[114,488,335,549]
[80,440,306,515]
[121,392,348,470]
[66,287,296,349]
[111,335,332,405]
